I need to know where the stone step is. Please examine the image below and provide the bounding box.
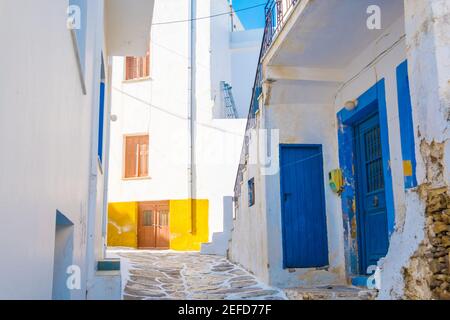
[97,259,121,271]
[284,285,378,300]
[200,232,229,256]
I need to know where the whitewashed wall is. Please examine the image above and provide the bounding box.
[230,29,264,117]
[108,0,190,201]
[0,0,105,299]
[108,0,261,242]
[231,15,411,288]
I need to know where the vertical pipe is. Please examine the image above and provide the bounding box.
[187,0,196,233]
[229,0,234,32]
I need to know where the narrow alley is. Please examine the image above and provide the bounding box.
[113,251,286,300]
[1,0,449,304]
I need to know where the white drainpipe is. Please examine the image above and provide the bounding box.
[187,0,196,233]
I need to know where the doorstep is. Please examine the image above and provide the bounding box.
[351,276,370,288]
[97,259,121,271]
[86,259,122,300]
[284,285,377,300]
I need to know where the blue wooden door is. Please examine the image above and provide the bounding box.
[355,114,389,274]
[280,145,329,268]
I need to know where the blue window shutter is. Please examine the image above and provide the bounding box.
[396,61,417,189]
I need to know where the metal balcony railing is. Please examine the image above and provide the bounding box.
[233,0,300,203]
[263,0,300,57]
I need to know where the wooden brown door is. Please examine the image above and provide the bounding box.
[138,201,170,249]
[138,203,157,249]
[156,205,170,248]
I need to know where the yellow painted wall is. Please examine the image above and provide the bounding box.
[107,202,138,248]
[169,199,209,251]
[107,199,209,251]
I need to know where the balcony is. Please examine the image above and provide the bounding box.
[235,1,291,199]
[105,0,155,56]
[262,0,300,57]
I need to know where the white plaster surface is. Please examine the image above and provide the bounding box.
[0,0,105,299]
[108,0,261,244]
[229,1,441,293]
[0,0,152,299]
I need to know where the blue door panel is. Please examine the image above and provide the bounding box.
[280,145,329,268]
[366,212,389,257]
[354,114,389,273]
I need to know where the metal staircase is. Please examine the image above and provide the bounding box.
[221,81,238,119]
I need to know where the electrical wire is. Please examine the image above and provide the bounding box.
[152,3,266,25]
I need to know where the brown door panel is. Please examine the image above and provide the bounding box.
[138,201,170,249]
[156,207,170,249]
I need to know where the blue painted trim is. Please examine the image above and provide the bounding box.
[279,144,288,269]
[396,60,418,189]
[337,79,395,275]
[280,144,323,149]
[351,276,369,288]
[376,81,395,237]
[98,81,105,163]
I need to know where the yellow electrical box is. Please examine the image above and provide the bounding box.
[329,169,343,195]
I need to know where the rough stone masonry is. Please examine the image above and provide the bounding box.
[403,142,450,300]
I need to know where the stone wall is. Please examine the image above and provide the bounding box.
[427,188,450,299]
[403,142,450,300]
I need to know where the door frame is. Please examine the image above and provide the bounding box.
[137,201,170,249]
[279,144,329,269]
[337,79,395,276]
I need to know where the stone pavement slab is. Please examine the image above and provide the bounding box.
[114,250,287,300]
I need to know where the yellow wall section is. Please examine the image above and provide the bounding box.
[107,199,209,251]
[107,202,138,248]
[169,199,209,251]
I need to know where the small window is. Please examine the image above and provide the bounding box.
[143,211,154,226]
[248,178,255,207]
[159,211,169,227]
[124,51,150,81]
[124,135,149,179]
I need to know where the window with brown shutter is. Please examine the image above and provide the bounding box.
[124,50,150,81]
[124,135,149,179]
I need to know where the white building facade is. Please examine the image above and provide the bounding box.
[107,0,262,254]
[0,0,154,299]
[230,0,450,299]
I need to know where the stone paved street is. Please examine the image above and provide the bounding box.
[115,251,287,300]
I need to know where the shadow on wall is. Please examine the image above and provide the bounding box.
[52,211,74,300]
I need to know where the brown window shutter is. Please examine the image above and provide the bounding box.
[124,136,138,178]
[144,51,150,77]
[125,57,136,80]
[124,135,149,178]
[125,48,150,80]
[138,56,144,78]
[139,135,149,177]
